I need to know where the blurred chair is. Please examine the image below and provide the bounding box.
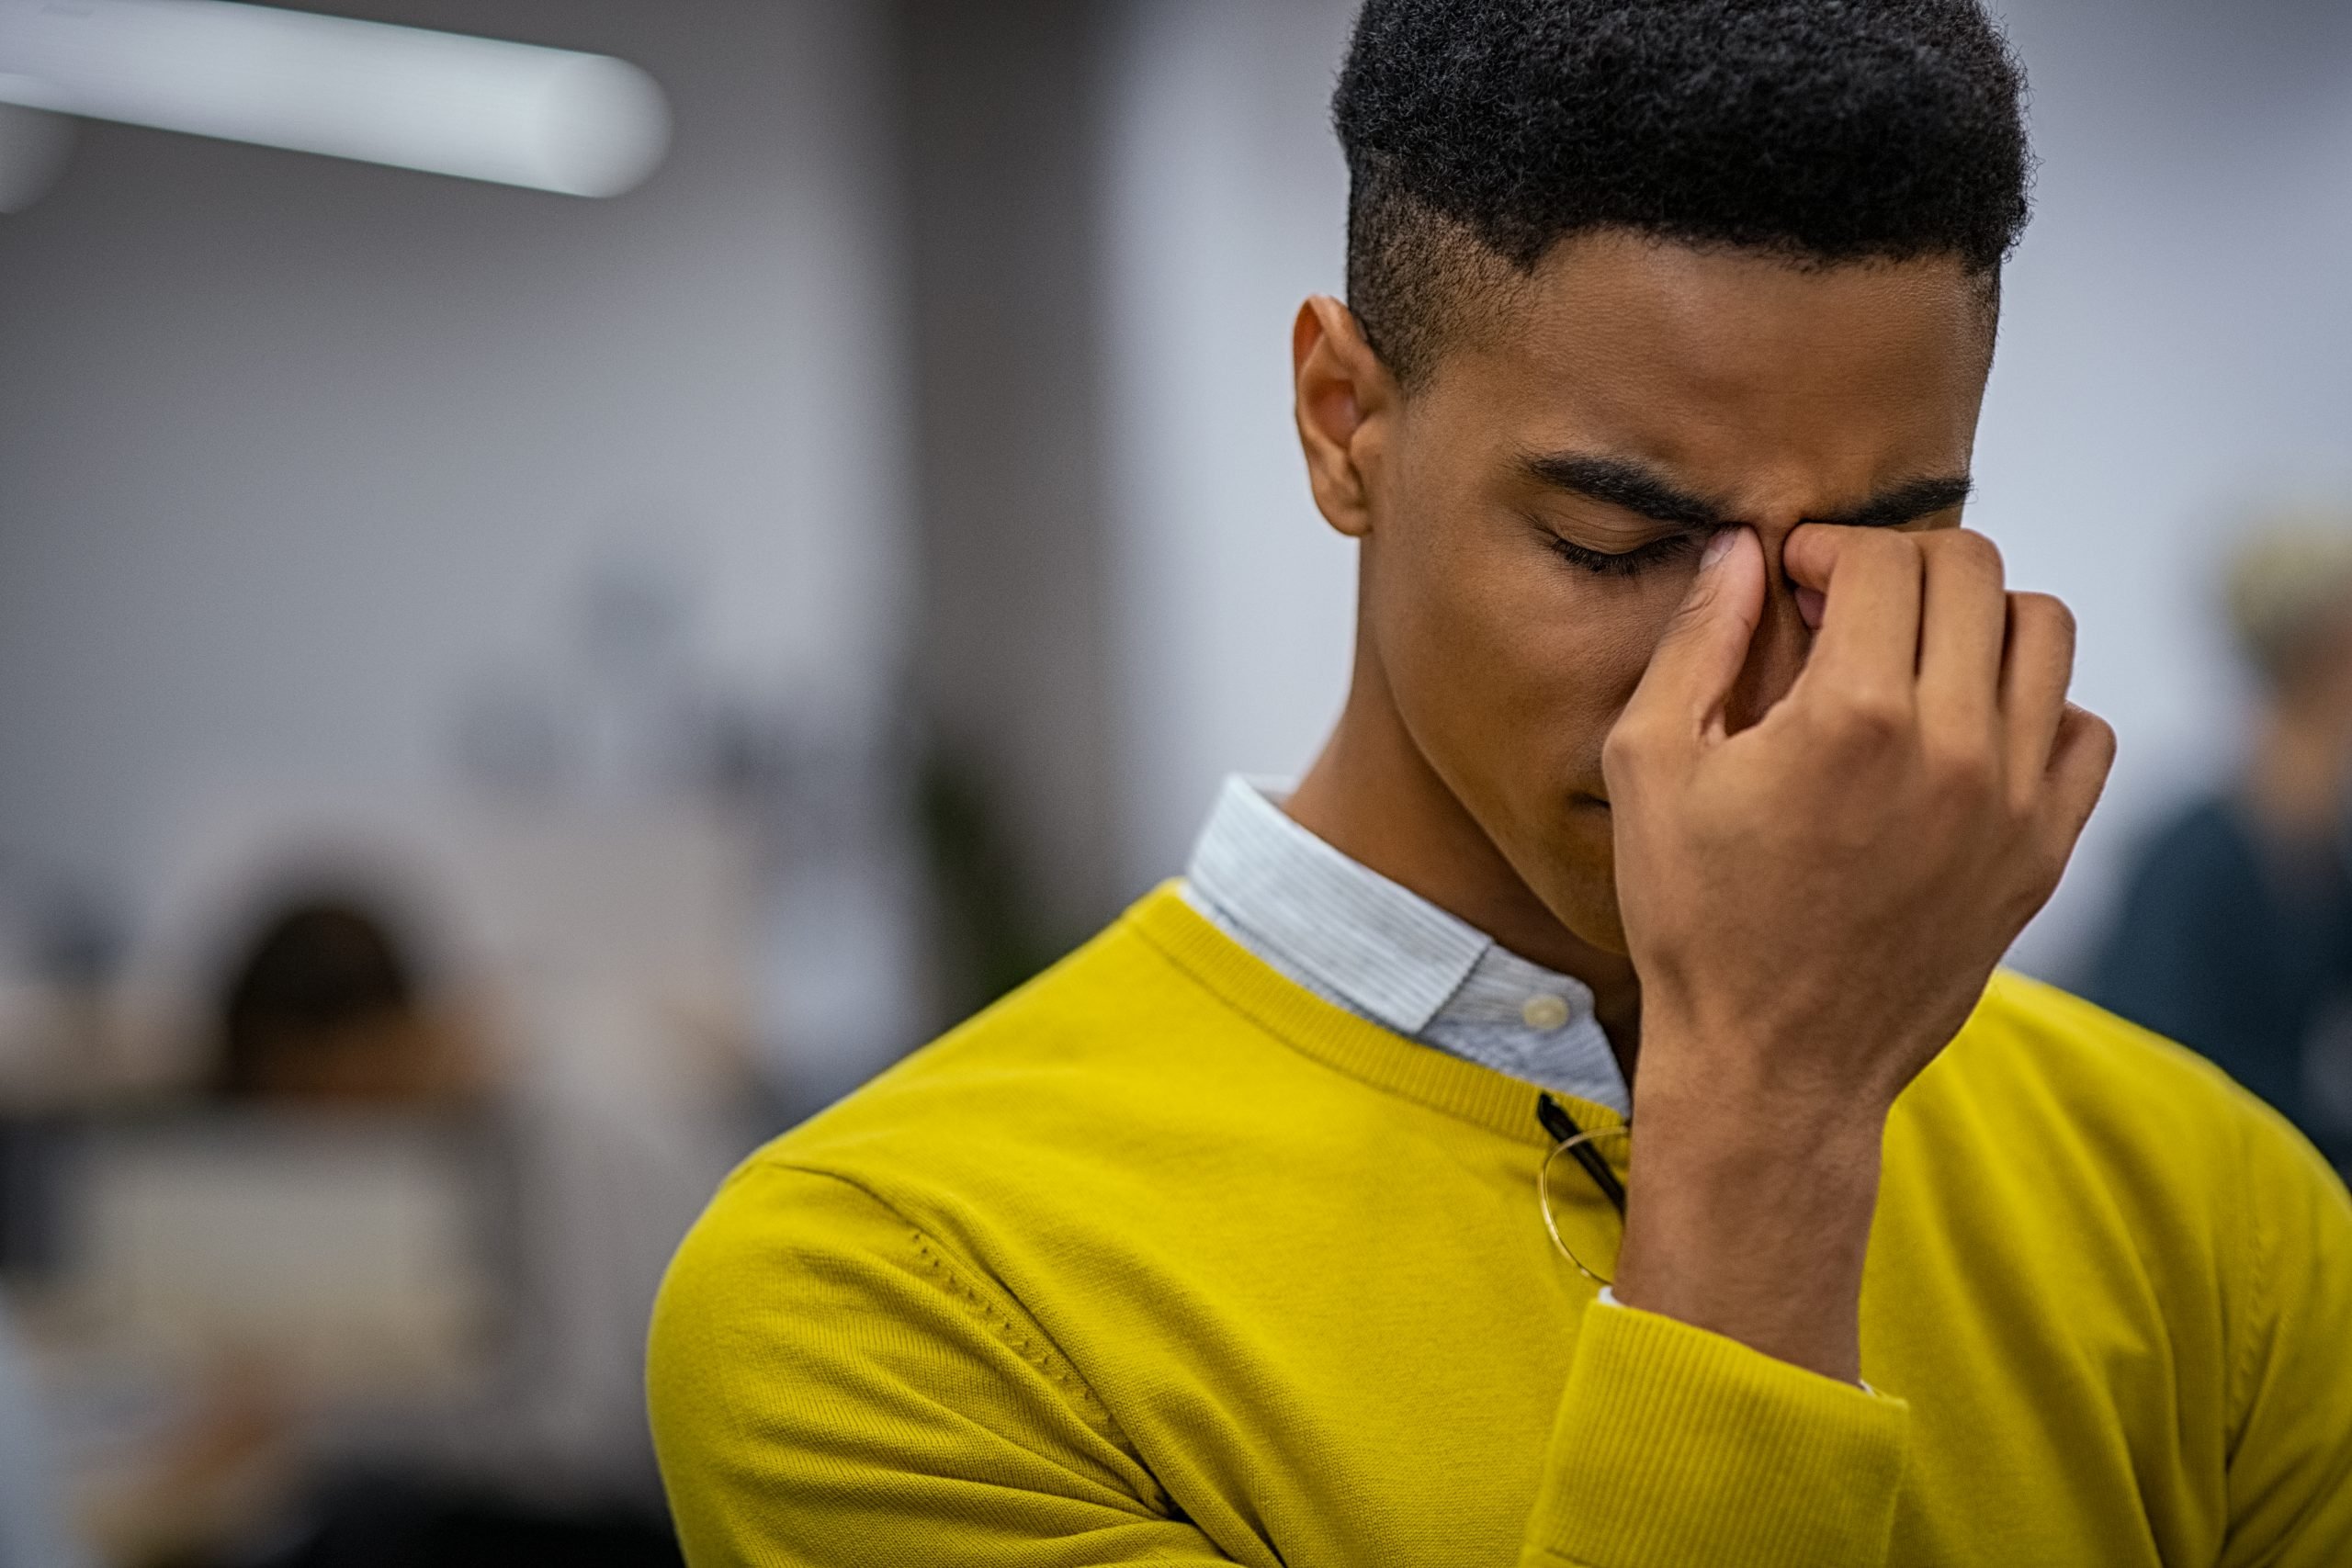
[2091,513,2352,1152]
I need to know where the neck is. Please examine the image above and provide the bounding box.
[1283,644,1645,1060]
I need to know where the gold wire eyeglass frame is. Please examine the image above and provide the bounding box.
[1537,1122,1631,1287]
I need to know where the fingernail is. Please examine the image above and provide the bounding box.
[1701,528,1736,570]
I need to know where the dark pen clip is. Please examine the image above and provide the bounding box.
[1536,1092,1628,1218]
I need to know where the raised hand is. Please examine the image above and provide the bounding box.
[1603,523,2113,1382]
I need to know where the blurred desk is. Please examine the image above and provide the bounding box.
[3,1107,511,1562]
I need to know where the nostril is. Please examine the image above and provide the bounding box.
[1795,585,1826,630]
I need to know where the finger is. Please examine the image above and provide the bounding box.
[1915,530,2008,740]
[1782,525,1926,713]
[1998,592,2077,788]
[1618,526,1766,754]
[2036,704,2116,863]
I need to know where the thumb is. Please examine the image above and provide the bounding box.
[1622,526,1765,749]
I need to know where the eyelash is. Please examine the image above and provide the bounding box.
[1546,532,1703,578]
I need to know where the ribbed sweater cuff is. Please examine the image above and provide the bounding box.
[1522,1300,1909,1568]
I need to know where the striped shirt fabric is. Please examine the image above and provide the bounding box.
[1181,775,1630,1115]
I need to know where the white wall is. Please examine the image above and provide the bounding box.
[1976,0,2352,972]
[0,0,911,934]
[1102,0,2352,976]
[1102,0,1361,896]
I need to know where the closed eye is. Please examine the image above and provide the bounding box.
[1546,531,1703,578]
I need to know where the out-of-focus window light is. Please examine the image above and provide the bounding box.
[0,0,670,198]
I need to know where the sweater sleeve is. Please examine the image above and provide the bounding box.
[646,1160,1248,1568]
[1518,1299,1910,1568]
[2217,1100,2352,1565]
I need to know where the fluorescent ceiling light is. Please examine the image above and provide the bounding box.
[0,0,670,197]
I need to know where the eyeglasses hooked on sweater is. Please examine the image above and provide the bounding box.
[1535,1092,1628,1286]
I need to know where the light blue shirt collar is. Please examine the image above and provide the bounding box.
[1182,775,1632,1115]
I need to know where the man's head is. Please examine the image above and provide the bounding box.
[1293,0,2031,956]
[1333,0,2029,390]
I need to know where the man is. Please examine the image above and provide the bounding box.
[2093,514,2352,1148]
[650,2,2352,1562]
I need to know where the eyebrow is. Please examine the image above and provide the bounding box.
[1519,451,1974,532]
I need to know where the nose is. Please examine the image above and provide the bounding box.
[1722,528,1812,734]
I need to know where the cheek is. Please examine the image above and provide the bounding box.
[1372,521,1687,807]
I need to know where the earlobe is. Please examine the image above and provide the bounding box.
[1293,295,1390,540]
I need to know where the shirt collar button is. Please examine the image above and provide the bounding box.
[1521,992,1571,1032]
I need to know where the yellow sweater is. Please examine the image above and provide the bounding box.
[649,886,2352,1566]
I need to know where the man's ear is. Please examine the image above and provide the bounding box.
[1293,295,1396,540]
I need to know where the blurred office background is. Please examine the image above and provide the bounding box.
[0,0,2346,1560]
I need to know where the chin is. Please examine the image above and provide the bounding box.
[1552,877,1631,958]
[1521,802,1630,956]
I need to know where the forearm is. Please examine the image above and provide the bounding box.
[1613,1051,1890,1384]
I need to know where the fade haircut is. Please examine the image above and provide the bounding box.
[1332,0,2032,387]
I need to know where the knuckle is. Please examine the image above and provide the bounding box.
[1854,528,1917,568]
[1941,527,2006,582]
[1819,687,1909,744]
[1924,739,1997,800]
[1857,685,1913,732]
[2069,709,2126,757]
[2066,713,2121,795]
[2083,707,2118,756]
[2015,591,2077,645]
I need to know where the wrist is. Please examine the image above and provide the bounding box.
[1631,1007,1905,1138]
[1615,1066,1889,1385]
[1623,1107,1885,1245]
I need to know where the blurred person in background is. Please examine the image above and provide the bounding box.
[649,0,2352,1563]
[211,901,477,1104]
[2092,516,2352,1150]
[99,892,685,1568]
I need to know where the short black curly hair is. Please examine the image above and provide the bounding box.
[1333,0,2032,386]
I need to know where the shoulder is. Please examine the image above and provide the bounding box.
[1897,978,2352,1538]
[673,890,1340,1277]
[650,1160,913,1378]
[1940,970,2286,1150]
[774,900,1286,1166]
[648,1145,1177,1562]
[650,918,1174,1352]
[1961,968,2248,1112]
[1915,970,2341,1239]
[644,907,1251,1531]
